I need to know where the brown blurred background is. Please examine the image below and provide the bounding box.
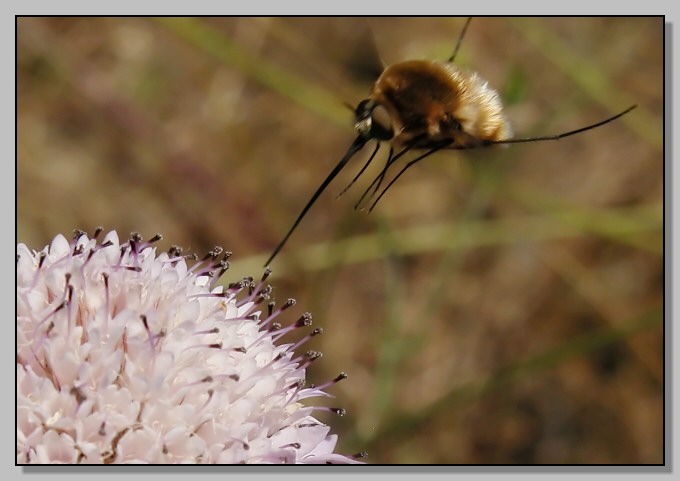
[17,17,663,464]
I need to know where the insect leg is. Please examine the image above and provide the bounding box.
[337,141,381,199]
[368,141,453,212]
[489,105,637,146]
[362,133,434,208]
[448,17,472,62]
[355,143,421,210]
[354,146,396,210]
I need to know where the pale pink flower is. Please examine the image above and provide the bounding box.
[17,230,363,464]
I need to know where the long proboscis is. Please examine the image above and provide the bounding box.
[264,135,367,266]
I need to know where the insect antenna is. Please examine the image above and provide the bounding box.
[264,135,368,266]
[337,141,381,199]
[448,17,472,63]
[488,105,637,146]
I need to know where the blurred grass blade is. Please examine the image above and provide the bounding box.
[354,305,661,446]
[157,17,348,127]
[228,202,661,277]
[510,18,661,149]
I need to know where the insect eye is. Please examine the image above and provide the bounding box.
[370,104,393,140]
[354,99,393,140]
[354,99,374,138]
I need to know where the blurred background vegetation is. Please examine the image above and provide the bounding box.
[17,17,663,464]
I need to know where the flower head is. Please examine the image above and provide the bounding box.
[17,230,363,464]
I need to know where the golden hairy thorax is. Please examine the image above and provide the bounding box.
[370,59,513,148]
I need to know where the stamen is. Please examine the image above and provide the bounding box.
[226,437,249,451]
[70,385,87,405]
[31,273,71,337]
[297,422,322,428]
[102,427,129,464]
[102,273,110,323]
[282,379,306,407]
[279,322,319,347]
[29,252,47,290]
[296,350,323,369]
[260,298,296,328]
[148,233,163,244]
[268,322,282,333]
[310,372,347,392]
[313,406,346,416]
[202,246,223,262]
[260,267,273,283]
[72,229,86,244]
[194,327,219,336]
[279,442,301,450]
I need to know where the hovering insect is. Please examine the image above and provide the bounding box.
[264,18,636,266]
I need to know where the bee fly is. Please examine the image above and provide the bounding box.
[264,18,636,266]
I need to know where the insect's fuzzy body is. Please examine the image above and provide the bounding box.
[370,60,512,148]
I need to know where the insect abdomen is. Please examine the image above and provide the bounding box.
[373,60,512,147]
